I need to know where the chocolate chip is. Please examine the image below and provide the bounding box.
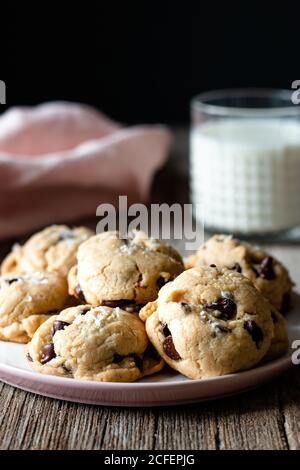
[251,266,259,277]
[159,322,181,359]
[231,263,242,273]
[243,320,264,347]
[257,256,276,280]
[207,298,237,320]
[159,322,171,337]
[280,292,291,314]
[210,264,216,268]
[74,285,86,303]
[145,343,161,361]
[26,352,33,362]
[133,354,143,370]
[6,277,20,285]
[52,320,70,336]
[112,353,123,363]
[102,299,132,308]
[180,302,192,313]
[40,343,56,364]
[80,306,91,315]
[156,276,167,289]
[271,311,278,324]
[163,336,181,361]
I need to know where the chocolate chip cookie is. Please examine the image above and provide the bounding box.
[26,305,164,381]
[186,234,294,312]
[1,225,93,277]
[140,266,274,379]
[68,230,184,310]
[0,272,71,343]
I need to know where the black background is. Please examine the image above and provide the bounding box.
[1,1,299,124]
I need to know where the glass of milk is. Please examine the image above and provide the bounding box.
[190,89,300,236]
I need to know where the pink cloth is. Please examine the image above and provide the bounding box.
[0,102,171,239]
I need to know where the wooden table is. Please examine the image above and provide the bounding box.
[0,129,299,450]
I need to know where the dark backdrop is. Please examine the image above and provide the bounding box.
[2,1,299,123]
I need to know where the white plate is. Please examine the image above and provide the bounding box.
[0,295,299,407]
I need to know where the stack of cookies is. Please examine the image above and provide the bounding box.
[0,226,183,381]
[0,228,293,382]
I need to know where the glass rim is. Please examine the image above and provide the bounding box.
[191,88,300,117]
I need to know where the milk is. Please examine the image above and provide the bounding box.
[190,119,300,234]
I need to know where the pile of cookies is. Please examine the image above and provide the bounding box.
[0,227,293,382]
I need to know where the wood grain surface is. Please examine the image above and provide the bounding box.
[0,129,299,450]
[0,369,299,450]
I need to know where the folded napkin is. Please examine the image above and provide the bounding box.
[0,102,171,239]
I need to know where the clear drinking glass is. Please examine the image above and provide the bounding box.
[190,88,300,237]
